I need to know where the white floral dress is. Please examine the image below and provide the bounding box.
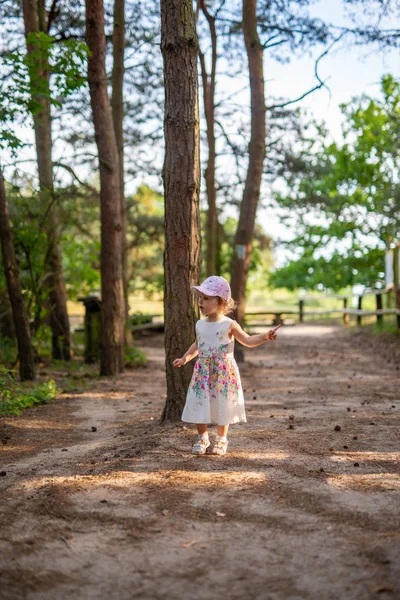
[181,317,246,425]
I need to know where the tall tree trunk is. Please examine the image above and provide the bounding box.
[22,0,70,361]
[231,0,266,358]
[22,0,71,361]
[0,168,36,381]
[86,0,125,376]
[111,0,131,347]
[198,0,219,276]
[160,0,201,422]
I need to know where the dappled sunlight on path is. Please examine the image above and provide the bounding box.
[1,325,399,600]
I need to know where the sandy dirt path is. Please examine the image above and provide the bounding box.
[0,324,399,600]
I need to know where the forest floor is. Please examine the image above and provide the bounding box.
[0,324,399,600]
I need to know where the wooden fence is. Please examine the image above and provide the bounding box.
[245,288,400,328]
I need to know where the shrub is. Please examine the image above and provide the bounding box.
[0,368,58,417]
[124,345,147,368]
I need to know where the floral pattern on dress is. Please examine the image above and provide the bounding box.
[190,355,241,400]
[198,340,229,358]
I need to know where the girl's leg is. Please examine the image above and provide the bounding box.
[217,424,229,438]
[196,424,208,435]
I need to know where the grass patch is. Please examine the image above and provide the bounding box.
[370,319,400,337]
[39,359,99,393]
[124,345,147,368]
[0,367,58,417]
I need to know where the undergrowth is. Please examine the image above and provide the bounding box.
[124,345,147,368]
[0,366,58,417]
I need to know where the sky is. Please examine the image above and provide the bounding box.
[270,0,399,139]
[254,0,400,263]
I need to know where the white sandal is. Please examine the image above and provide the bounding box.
[211,438,228,456]
[192,436,210,455]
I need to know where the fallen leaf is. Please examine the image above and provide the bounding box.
[161,509,169,516]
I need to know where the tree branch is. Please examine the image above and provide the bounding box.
[267,82,325,110]
[46,0,60,33]
[263,38,287,49]
[267,31,347,110]
[214,84,249,109]
[215,119,242,173]
[52,162,98,195]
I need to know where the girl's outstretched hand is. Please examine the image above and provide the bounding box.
[173,357,186,368]
[263,324,281,341]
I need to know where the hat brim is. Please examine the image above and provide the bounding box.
[191,285,219,297]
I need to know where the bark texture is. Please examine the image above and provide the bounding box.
[111,0,131,347]
[86,0,125,375]
[198,0,219,276]
[22,0,71,361]
[160,0,201,422]
[231,0,266,336]
[0,169,36,381]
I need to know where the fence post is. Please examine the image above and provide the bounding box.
[397,289,400,329]
[343,298,349,325]
[79,296,102,363]
[299,299,304,323]
[387,289,392,308]
[357,295,362,326]
[376,293,383,326]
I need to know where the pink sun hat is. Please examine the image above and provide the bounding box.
[192,276,231,302]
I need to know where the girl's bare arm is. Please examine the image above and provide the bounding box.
[230,322,280,348]
[173,340,198,367]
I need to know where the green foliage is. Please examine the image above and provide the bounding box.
[0,182,167,353]
[3,32,88,111]
[0,336,17,365]
[124,345,147,368]
[131,313,153,326]
[272,75,400,291]
[371,319,400,337]
[0,364,14,388]
[60,183,165,301]
[0,368,58,416]
[0,32,88,151]
[52,360,99,394]
[0,186,49,321]
[62,231,101,300]
[127,185,165,297]
[271,247,385,291]
[0,126,24,155]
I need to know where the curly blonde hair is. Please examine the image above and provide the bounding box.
[218,296,237,316]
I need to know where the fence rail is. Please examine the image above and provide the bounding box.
[245,290,400,328]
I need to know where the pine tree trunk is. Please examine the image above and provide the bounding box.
[231,0,266,359]
[22,0,71,361]
[160,0,201,422]
[198,0,218,276]
[111,0,131,347]
[86,0,125,376]
[0,169,36,381]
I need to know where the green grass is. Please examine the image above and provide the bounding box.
[370,318,400,337]
[0,368,58,417]
[124,345,147,368]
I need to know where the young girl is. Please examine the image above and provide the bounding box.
[173,275,279,456]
